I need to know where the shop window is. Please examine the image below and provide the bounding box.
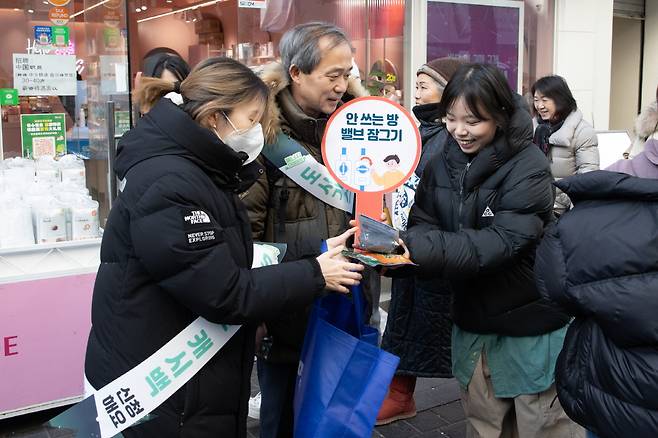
[236,0,406,103]
[0,0,130,245]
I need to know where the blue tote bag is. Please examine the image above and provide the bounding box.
[293,281,400,438]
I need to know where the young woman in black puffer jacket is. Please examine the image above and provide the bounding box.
[401,63,580,437]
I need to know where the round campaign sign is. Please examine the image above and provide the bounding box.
[48,0,71,6]
[49,6,70,25]
[322,97,421,194]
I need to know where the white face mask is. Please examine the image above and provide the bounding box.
[217,112,264,165]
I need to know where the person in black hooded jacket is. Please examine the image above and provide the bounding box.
[535,170,658,438]
[402,63,579,437]
[84,57,364,438]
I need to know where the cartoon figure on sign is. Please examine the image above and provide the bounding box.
[354,151,372,191]
[371,154,405,190]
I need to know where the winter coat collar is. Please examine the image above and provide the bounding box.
[444,94,534,191]
[116,98,261,192]
[547,110,585,147]
[413,102,442,125]
[413,102,444,143]
[260,62,368,145]
[556,169,658,204]
[276,87,329,148]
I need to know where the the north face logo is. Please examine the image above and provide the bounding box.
[482,206,495,217]
[184,210,211,225]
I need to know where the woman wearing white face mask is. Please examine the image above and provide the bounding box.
[214,110,265,165]
[84,57,364,438]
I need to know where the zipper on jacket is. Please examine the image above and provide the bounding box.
[458,161,471,230]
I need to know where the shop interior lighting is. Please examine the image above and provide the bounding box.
[70,0,110,18]
[137,0,224,23]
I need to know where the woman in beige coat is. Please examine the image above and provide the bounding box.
[532,75,599,215]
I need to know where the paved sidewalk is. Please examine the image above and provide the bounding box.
[246,373,466,438]
[1,279,467,438]
[246,279,467,437]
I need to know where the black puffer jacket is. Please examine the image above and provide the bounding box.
[535,171,658,438]
[414,102,449,177]
[381,102,453,377]
[84,98,325,438]
[404,96,569,336]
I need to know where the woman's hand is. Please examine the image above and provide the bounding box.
[316,246,365,294]
[326,227,358,251]
[397,238,410,259]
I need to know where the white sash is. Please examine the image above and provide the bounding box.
[262,132,354,213]
[90,243,281,437]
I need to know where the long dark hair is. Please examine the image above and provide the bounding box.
[439,63,514,131]
[531,75,577,122]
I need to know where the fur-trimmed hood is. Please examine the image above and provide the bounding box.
[259,62,368,144]
[635,100,658,139]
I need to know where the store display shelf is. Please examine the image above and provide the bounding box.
[0,238,101,284]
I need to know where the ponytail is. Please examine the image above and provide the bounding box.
[133,57,270,129]
[133,76,178,114]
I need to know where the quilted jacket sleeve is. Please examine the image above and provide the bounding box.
[533,222,575,314]
[574,122,599,174]
[405,165,554,279]
[128,174,324,325]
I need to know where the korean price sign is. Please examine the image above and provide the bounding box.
[13,54,76,96]
[20,113,66,158]
[322,97,421,221]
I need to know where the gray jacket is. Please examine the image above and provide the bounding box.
[534,110,599,213]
